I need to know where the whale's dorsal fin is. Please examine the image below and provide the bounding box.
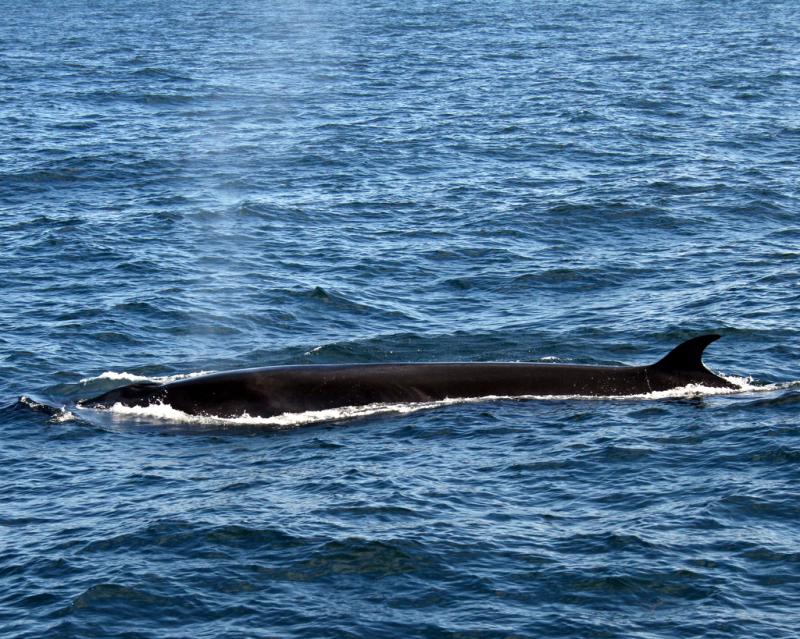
[651,334,721,372]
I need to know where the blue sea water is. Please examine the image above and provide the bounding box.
[2,0,800,636]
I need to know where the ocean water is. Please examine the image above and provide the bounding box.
[2,0,800,637]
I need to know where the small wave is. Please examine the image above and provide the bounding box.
[16,395,76,423]
[79,370,213,384]
[51,408,77,423]
[18,395,54,412]
[721,375,796,393]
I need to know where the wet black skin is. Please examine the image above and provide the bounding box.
[81,335,737,418]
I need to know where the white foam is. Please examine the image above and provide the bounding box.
[101,398,466,428]
[80,370,214,384]
[719,375,796,393]
[51,408,77,423]
[82,375,787,428]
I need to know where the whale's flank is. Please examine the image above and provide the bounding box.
[80,335,737,419]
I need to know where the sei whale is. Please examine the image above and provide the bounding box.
[80,335,737,419]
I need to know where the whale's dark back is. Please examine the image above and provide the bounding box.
[81,335,735,419]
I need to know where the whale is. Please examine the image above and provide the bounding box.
[79,334,737,419]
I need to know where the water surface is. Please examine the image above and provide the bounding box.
[2,1,799,637]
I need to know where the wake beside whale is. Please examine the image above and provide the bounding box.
[79,335,738,419]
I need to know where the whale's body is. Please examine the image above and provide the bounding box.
[81,335,736,419]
